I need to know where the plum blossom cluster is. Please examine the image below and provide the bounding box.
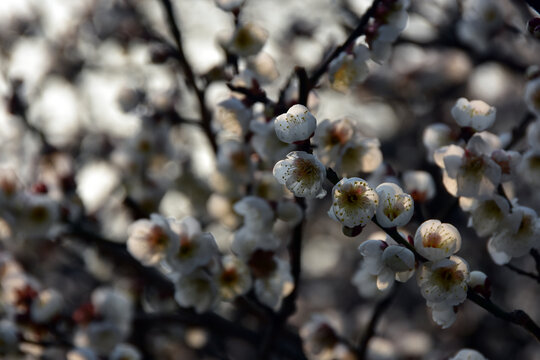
[327,0,410,92]
[425,93,540,266]
[0,252,141,359]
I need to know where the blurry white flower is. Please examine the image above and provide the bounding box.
[328,45,370,92]
[526,119,540,149]
[451,98,496,131]
[375,182,414,228]
[216,98,252,138]
[74,321,123,356]
[422,123,453,163]
[232,226,280,260]
[273,151,326,199]
[127,213,179,266]
[30,288,63,323]
[524,74,540,117]
[518,149,540,186]
[174,269,219,313]
[450,349,487,360]
[457,0,502,51]
[251,119,295,164]
[414,220,461,261]
[460,195,510,237]
[300,315,341,360]
[488,205,540,265]
[402,170,436,202]
[338,138,383,176]
[216,255,252,300]
[468,270,488,291]
[66,348,98,360]
[233,196,274,230]
[277,200,303,225]
[14,193,59,239]
[109,343,141,360]
[328,177,378,228]
[91,287,133,333]
[227,23,268,57]
[254,257,294,310]
[417,256,469,306]
[274,104,317,143]
[313,118,355,167]
[164,217,218,275]
[352,262,392,298]
[217,140,254,184]
[490,149,521,182]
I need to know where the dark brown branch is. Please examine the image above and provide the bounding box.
[226,83,275,105]
[467,290,540,341]
[158,0,218,154]
[504,263,540,283]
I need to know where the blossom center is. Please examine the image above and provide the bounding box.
[423,232,442,248]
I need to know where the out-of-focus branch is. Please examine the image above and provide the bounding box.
[259,197,307,360]
[504,263,540,283]
[226,83,275,105]
[158,0,218,154]
[505,112,536,150]
[356,285,399,360]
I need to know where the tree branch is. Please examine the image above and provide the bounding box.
[158,0,218,154]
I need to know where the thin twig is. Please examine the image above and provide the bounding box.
[158,0,218,154]
[356,285,399,360]
[504,263,540,283]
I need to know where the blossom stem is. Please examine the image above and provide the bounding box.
[158,0,218,154]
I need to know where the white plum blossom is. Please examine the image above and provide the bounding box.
[251,119,295,164]
[217,140,254,184]
[451,98,496,131]
[313,118,355,167]
[233,196,274,230]
[214,0,245,12]
[127,213,179,266]
[232,226,280,260]
[163,217,218,275]
[457,0,503,51]
[422,123,454,163]
[328,44,370,93]
[174,269,219,313]
[488,205,540,265]
[338,138,383,176]
[359,239,415,290]
[30,288,64,323]
[434,133,502,197]
[274,104,317,143]
[328,177,378,228]
[254,256,294,310]
[460,194,510,237]
[518,149,540,186]
[216,255,252,301]
[109,343,142,360]
[417,256,469,306]
[427,301,457,329]
[91,287,133,334]
[277,200,303,225]
[216,97,252,138]
[273,151,326,199]
[352,262,392,298]
[450,349,487,360]
[491,149,521,182]
[414,220,461,261]
[227,23,268,57]
[524,77,540,117]
[402,170,436,202]
[375,182,414,228]
[300,315,342,360]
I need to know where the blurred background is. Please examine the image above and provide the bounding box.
[0,0,539,359]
